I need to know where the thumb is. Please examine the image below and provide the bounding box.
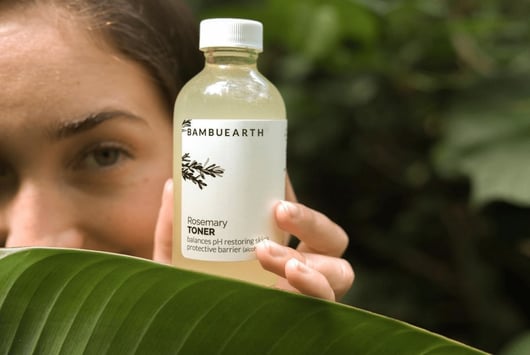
[153,179,174,264]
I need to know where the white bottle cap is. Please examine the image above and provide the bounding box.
[199,18,263,52]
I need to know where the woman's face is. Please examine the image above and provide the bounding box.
[0,6,173,258]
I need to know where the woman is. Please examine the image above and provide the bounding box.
[0,0,353,301]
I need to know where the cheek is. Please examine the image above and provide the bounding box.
[83,176,168,259]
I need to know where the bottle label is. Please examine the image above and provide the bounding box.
[180,119,287,261]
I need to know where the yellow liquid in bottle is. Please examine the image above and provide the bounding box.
[173,49,286,286]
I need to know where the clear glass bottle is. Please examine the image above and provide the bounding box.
[173,18,287,285]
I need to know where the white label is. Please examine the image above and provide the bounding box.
[181,119,287,261]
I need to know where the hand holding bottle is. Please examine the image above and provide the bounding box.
[255,179,354,301]
[154,179,354,302]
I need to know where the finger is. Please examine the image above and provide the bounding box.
[275,201,348,257]
[255,239,305,278]
[284,258,335,301]
[256,240,354,301]
[303,254,355,300]
[153,179,173,264]
[256,240,334,300]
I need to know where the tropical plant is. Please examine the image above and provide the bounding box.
[0,248,487,354]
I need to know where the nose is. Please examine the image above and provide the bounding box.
[3,181,83,249]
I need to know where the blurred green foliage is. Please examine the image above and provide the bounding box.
[191,0,530,353]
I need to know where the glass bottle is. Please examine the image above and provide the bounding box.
[173,18,287,285]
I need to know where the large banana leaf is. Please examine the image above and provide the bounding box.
[0,248,486,354]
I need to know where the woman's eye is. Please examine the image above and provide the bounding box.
[78,144,131,170]
[93,148,121,166]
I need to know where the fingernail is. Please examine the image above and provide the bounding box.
[287,258,310,274]
[164,179,173,193]
[262,239,285,258]
[280,201,299,219]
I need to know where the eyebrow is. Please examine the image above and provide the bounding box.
[50,110,146,140]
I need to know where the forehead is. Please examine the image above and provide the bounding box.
[0,5,121,84]
[0,4,161,121]
[0,4,104,79]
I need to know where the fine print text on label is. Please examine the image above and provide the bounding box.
[185,215,269,254]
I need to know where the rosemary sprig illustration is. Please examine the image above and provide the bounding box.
[182,153,225,190]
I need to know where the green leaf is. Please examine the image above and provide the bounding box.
[434,77,530,206]
[0,248,486,354]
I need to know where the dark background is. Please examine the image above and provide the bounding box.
[191,1,530,353]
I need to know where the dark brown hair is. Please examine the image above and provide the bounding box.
[77,0,203,109]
